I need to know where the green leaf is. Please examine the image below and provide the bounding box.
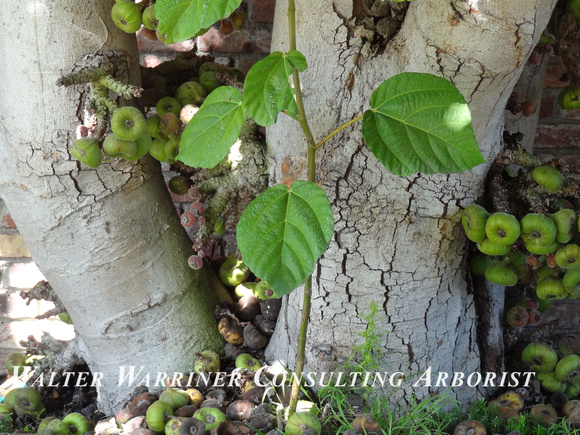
[362,72,485,176]
[156,0,242,44]
[236,181,334,296]
[243,50,307,126]
[177,86,246,168]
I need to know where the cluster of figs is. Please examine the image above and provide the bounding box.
[110,0,247,41]
[71,60,242,169]
[521,341,580,401]
[452,392,580,434]
[462,166,580,301]
[0,386,91,435]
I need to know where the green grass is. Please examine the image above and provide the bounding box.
[314,302,580,434]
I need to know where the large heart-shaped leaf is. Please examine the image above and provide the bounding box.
[156,0,242,44]
[362,72,485,176]
[177,86,246,168]
[236,181,334,296]
[243,50,307,127]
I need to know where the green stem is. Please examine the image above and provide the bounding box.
[288,0,317,415]
[316,114,364,150]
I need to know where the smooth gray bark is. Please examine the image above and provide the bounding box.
[0,0,222,413]
[265,0,557,407]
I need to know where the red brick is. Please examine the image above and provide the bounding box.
[1,213,15,230]
[535,123,580,149]
[197,27,271,54]
[539,89,557,119]
[251,0,276,23]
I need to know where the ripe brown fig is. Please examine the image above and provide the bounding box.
[243,324,269,349]
[218,317,244,345]
[352,415,381,434]
[506,306,529,328]
[225,400,256,421]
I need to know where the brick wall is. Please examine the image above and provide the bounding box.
[0,200,74,367]
[535,55,580,167]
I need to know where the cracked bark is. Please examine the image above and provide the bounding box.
[265,0,556,408]
[0,1,222,413]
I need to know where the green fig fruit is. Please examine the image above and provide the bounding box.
[199,71,225,94]
[175,81,207,107]
[253,280,277,300]
[536,277,567,300]
[71,137,102,168]
[521,213,557,247]
[5,353,27,376]
[168,175,191,195]
[485,212,521,245]
[146,114,163,139]
[285,411,322,435]
[566,382,580,399]
[141,5,158,31]
[468,254,495,277]
[192,407,226,431]
[563,268,580,298]
[485,263,518,286]
[164,135,180,164]
[43,418,71,435]
[111,106,147,141]
[532,166,564,193]
[102,134,137,158]
[507,250,531,281]
[461,204,490,242]
[12,387,45,418]
[124,133,152,161]
[62,412,91,435]
[235,353,262,372]
[558,84,580,110]
[145,400,172,432]
[556,354,580,383]
[156,96,182,118]
[551,209,578,244]
[219,254,250,287]
[476,238,511,256]
[522,342,558,373]
[159,389,190,410]
[525,241,559,255]
[555,244,580,269]
[234,282,257,299]
[111,1,142,33]
[149,137,169,162]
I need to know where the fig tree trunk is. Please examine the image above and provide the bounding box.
[266,0,556,407]
[0,1,222,413]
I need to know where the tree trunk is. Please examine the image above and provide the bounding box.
[266,0,556,407]
[0,0,222,413]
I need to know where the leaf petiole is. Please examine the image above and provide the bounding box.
[315,114,364,150]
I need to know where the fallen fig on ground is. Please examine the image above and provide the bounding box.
[160,388,190,410]
[226,400,256,421]
[194,350,221,374]
[530,403,558,426]
[178,417,206,435]
[352,414,381,434]
[128,392,159,417]
[454,419,486,435]
[193,407,227,431]
[285,411,321,435]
